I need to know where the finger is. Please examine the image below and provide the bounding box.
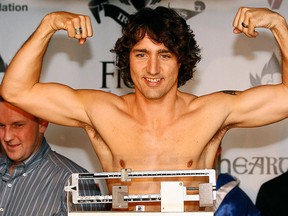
[233,28,242,34]
[79,38,87,45]
[233,7,250,34]
[244,21,259,38]
[232,7,242,30]
[66,19,76,38]
[241,13,251,36]
[233,7,259,38]
[65,16,80,38]
[242,10,259,38]
[85,16,93,37]
[238,7,248,31]
[75,15,93,44]
[77,15,92,44]
[72,16,82,39]
[79,15,87,38]
[61,13,92,43]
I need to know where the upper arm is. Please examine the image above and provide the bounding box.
[226,83,288,127]
[6,82,103,127]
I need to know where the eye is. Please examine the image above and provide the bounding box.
[13,123,24,128]
[0,124,4,128]
[135,53,146,58]
[161,54,171,59]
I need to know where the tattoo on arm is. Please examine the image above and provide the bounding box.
[222,90,238,95]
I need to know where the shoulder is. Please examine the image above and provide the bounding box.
[182,90,239,109]
[80,89,130,114]
[80,89,126,106]
[261,171,288,190]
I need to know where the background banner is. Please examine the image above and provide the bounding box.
[1,0,287,202]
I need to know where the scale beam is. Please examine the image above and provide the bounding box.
[65,169,216,215]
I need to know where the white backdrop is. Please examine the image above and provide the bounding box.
[1,0,288,203]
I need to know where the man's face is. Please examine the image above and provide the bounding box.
[129,35,181,100]
[0,102,46,164]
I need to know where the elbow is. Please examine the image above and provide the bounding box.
[0,84,20,104]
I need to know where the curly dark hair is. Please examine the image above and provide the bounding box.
[112,6,201,87]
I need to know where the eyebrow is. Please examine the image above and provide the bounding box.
[132,48,171,54]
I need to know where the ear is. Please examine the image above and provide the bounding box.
[39,119,49,133]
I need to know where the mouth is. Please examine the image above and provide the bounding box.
[146,78,161,82]
[144,77,162,86]
[6,143,21,150]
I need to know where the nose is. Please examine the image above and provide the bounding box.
[147,55,159,75]
[3,127,14,142]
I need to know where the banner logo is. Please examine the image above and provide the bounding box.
[0,55,7,73]
[221,156,288,175]
[250,53,281,87]
[267,0,283,9]
[127,0,161,11]
[0,2,28,12]
[88,0,206,27]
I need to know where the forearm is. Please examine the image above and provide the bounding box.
[271,13,288,86]
[233,8,288,87]
[0,11,92,103]
[1,14,55,102]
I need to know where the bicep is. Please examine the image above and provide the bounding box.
[13,82,92,127]
[228,84,288,127]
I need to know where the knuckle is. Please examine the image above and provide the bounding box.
[65,19,73,27]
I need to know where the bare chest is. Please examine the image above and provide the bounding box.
[88,119,225,172]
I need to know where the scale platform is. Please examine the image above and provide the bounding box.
[65,169,216,215]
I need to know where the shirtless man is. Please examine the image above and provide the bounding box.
[1,6,288,212]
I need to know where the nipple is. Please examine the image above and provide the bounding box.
[187,160,193,168]
[119,159,126,168]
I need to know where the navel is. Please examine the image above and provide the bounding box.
[187,160,193,168]
[119,159,126,168]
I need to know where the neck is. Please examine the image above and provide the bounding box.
[9,163,18,175]
[133,90,181,127]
